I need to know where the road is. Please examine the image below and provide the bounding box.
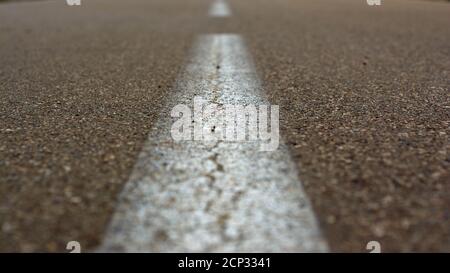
[0,0,449,252]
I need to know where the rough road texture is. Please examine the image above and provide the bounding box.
[232,0,450,252]
[0,0,205,252]
[0,0,449,252]
[99,34,327,253]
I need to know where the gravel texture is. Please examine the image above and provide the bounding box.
[0,0,206,252]
[231,0,450,252]
[0,0,449,252]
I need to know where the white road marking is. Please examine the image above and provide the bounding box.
[208,0,232,17]
[98,34,328,252]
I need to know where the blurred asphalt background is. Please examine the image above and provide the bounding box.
[0,0,449,252]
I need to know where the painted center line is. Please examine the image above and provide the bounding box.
[98,34,328,252]
[208,0,232,17]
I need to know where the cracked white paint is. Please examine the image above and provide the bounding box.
[98,34,328,252]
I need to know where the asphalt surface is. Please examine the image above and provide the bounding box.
[98,34,327,252]
[0,0,449,252]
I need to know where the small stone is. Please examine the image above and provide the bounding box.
[2,222,13,233]
[327,215,336,224]
[71,196,82,204]
[372,225,385,237]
